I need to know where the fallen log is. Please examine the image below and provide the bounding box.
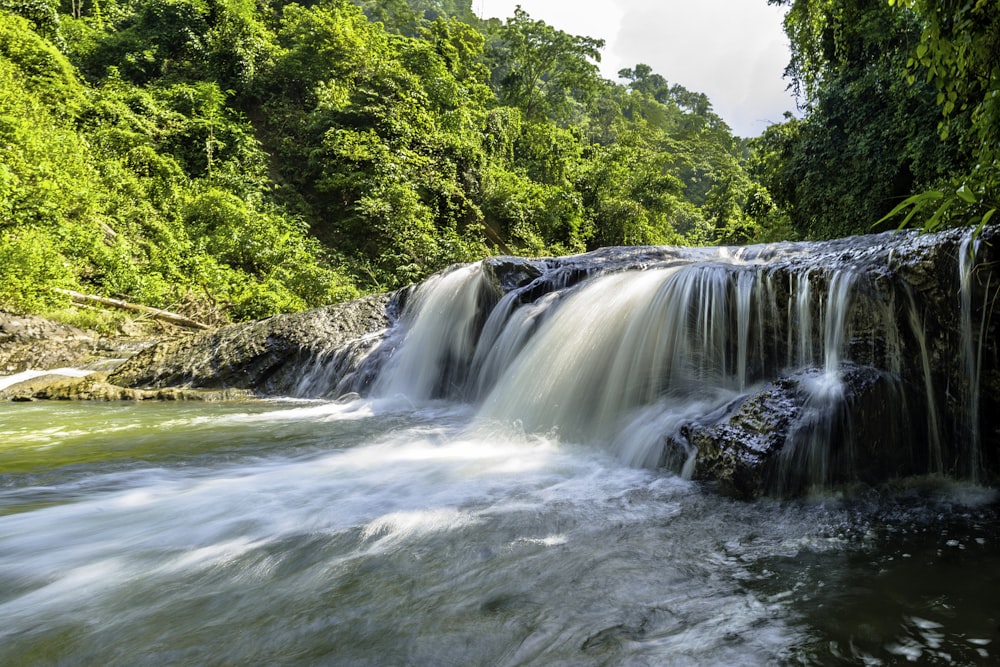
[54,289,211,331]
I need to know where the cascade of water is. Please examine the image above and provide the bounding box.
[904,289,944,473]
[762,271,782,373]
[777,270,857,490]
[736,271,754,390]
[823,270,857,375]
[467,290,562,400]
[475,264,756,465]
[878,291,904,378]
[477,269,681,441]
[292,332,387,398]
[792,271,814,368]
[959,231,983,481]
[350,228,993,492]
[374,264,490,401]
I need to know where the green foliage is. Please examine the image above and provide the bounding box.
[763,0,997,238]
[0,10,82,109]
[579,129,688,247]
[1,0,774,323]
[484,7,604,124]
[0,5,359,322]
[0,227,76,312]
[0,0,63,46]
[880,0,999,233]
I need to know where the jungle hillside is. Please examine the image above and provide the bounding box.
[1,0,996,327]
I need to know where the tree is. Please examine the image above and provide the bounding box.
[2,0,771,323]
[878,0,999,233]
[762,0,969,238]
[484,7,604,124]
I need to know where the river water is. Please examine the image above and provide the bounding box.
[1,398,997,666]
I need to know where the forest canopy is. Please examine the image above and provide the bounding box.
[0,0,994,324]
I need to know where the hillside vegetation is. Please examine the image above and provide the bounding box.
[0,0,994,326]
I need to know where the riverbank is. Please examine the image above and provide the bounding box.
[0,290,396,401]
[0,310,211,401]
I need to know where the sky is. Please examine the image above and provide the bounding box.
[473,0,799,137]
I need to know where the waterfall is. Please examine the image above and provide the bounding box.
[361,229,996,494]
[905,289,944,473]
[959,230,986,481]
[374,264,493,401]
[777,270,856,491]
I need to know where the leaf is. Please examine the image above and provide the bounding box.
[974,207,997,237]
[923,196,954,232]
[956,184,977,203]
[874,190,944,228]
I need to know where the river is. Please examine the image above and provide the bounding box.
[1,398,997,665]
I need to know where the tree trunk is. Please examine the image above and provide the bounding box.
[54,289,212,331]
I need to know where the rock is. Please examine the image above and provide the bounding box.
[0,372,253,401]
[680,366,927,498]
[481,256,543,293]
[0,311,98,374]
[109,292,398,395]
[677,376,801,499]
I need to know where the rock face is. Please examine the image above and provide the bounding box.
[109,292,399,396]
[676,366,919,498]
[0,312,98,373]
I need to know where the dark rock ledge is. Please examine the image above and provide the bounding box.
[0,292,400,401]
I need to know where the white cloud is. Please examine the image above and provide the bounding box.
[475,0,798,136]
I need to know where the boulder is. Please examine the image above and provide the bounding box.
[679,366,926,499]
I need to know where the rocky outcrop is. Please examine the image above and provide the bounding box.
[674,366,922,498]
[109,292,399,396]
[0,312,99,374]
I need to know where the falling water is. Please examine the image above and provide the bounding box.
[472,262,775,468]
[368,229,994,490]
[736,270,756,390]
[374,264,491,401]
[906,289,945,473]
[793,270,814,368]
[823,270,856,375]
[777,271,857,491]
[959,231,985,481]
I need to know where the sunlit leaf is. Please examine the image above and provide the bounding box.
[955,184,977,203]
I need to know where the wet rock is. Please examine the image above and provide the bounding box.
[481,256,543,293]
[679,377,801,499]
[682,366,924,499]
[109,292,398,395]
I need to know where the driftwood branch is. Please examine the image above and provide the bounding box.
[54,289,211,331]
